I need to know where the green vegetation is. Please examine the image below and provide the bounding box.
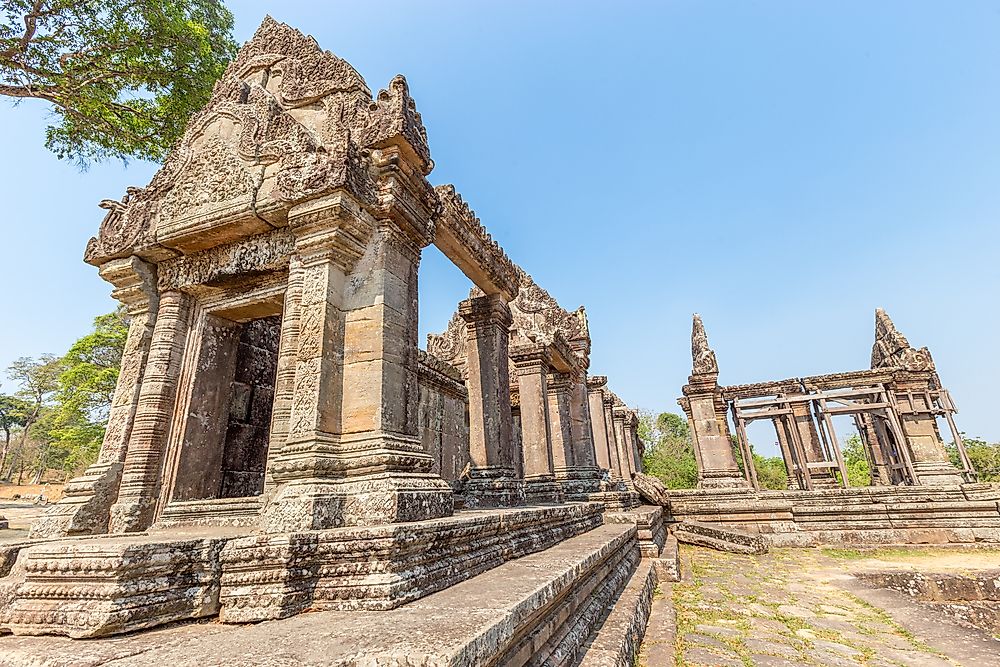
[638,411,698,488]
[842,434,873,487]
[1,0,237,164]
[638,411,790,490]
[949,435,1000,482]
[1,309,127,482]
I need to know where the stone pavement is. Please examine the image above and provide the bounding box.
[639,545,1000,666]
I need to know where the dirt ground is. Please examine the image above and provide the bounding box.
[0,482,64,502]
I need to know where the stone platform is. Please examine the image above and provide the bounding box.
[667,483,1000,546]
[0,520,669,666]
[0,503,604,638]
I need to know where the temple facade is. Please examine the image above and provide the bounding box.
[679,310,973,491]
[0,19,657,647]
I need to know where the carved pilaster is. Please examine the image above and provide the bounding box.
[511,344,561,504]
[459,294,524,508]
[109,289,193,533]
[30,258,160,538]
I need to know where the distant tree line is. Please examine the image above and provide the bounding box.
[1,309,126,484]
[638,411,1000,490]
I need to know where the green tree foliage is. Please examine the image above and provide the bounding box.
[2,309,128,482]
[0,393,30,471]
[45,308,128,476]
[5,353,62,481]
[842,434,873,487]
[731,435,788,490]
[638,410,698,489]
[1,0,237,164]
[948,435,1000,483]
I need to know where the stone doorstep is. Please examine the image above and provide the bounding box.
[577,557,657,667]
[219,502,605,620]
[0,523,641,666]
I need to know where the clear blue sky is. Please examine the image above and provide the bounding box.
[2,1,998,453]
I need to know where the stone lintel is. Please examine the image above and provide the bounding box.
[434,185,520,301]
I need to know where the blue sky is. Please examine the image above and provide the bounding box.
[1,1,998,452]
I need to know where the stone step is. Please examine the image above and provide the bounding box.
[0,522,643,666]
[672,520,768,555]
[577,558,657,667]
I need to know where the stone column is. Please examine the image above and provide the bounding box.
[568,375,602,491]
[627,409,644,473]
[547,372,576,483]
[31,257,159,538]
[602,394,626,482]
[262,195,453,531]
[681,315,748,490]
[458,293,524,507]
[587,376,614,475]
[263,255,304,491]
[893,373,964,485]
[109,288,193,533]
[511,344,561,503]
[612,405,635,480]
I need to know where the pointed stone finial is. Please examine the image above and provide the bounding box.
[871,308,934,371]
[691,313,718,375]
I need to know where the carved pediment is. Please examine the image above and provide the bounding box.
[86,17,432,266]
[871,308,934,372]
[509,271,590,367]
[691,313,718,376]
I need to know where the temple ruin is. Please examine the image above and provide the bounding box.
[0,14,998,666]
[0,19,668,661]
[671,311,1000,546]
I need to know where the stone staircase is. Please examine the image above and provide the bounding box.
[0,505,677,665]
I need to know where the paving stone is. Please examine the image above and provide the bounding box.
[694,623,743,638]
[744,637,801,658]
[777,604,817,619]
[685,633,728,650]
[683,647,744,666]
[749,655,810,667]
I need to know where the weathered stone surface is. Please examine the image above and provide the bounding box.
[0,523,641,666]
[221,503,603,620]
[673,519,768,554]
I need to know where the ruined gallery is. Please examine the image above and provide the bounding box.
[0,16,997,667]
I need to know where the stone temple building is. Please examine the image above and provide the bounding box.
[0,19,666,662]
[0,15,998,666]
[670,311,1000,546]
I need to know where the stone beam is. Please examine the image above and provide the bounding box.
[433,185,520,302]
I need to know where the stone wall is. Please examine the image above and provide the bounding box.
[416,350,469,483]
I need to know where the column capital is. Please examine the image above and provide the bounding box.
[99,256,159,316]
[547,371,573,391]
[586,375,608,392]
[459,293,512,328]
[288,191,377,272]
[510,342,551,371]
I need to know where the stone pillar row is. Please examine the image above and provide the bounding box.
[459,329,642,508]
